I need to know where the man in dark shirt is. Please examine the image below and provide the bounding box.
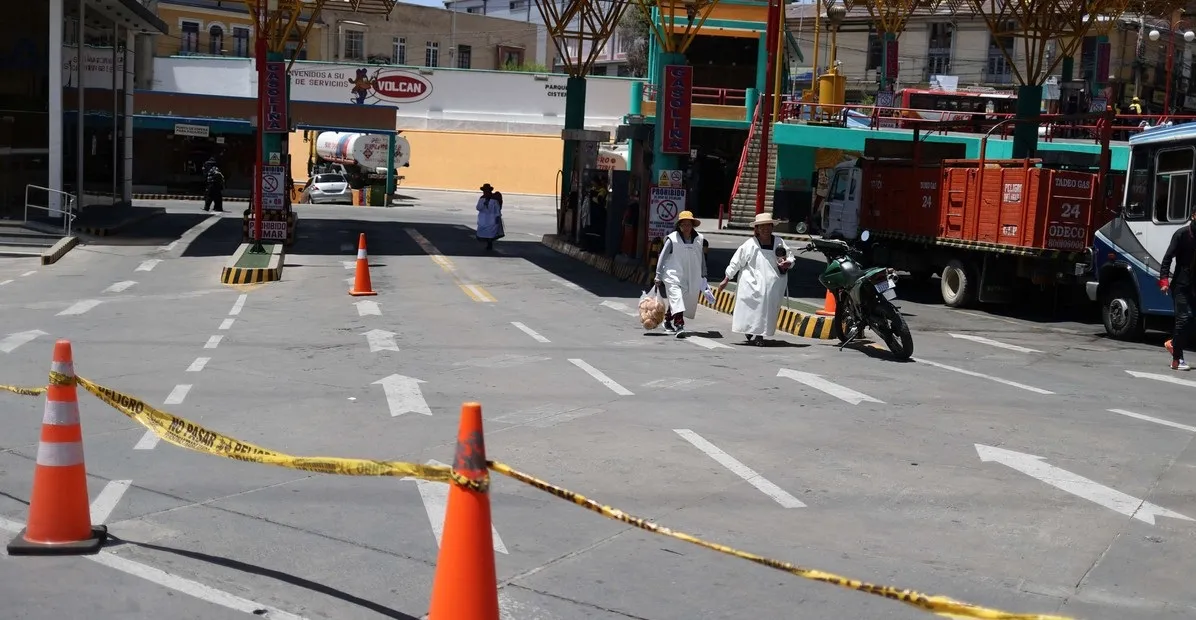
[1160,211,1196,371]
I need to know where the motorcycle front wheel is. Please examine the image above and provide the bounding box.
[873,301,914,360]
[832,294,856,344]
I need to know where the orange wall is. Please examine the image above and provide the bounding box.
[400,131,563,195]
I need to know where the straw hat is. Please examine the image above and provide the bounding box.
[752,213,779,227]
[676,210,701,228]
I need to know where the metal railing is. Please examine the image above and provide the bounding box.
[24,185,77,237]
[643,84,749,106]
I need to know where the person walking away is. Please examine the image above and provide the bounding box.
[1160,211,1196,371]
[718,213,795,346]
[655,211,709,335]
[476,183,503,251]
[204,164,225,212]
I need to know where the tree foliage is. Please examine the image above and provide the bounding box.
[617,1,653,78]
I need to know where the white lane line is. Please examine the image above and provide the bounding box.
[412,460,509,554]
[134,430,160,450]
[135,259,161,272]
[21,271,35,277]
[204,335,223,349]
[569,359,633,396]
[229,294,247,316]
[674,429,806,508]
[511,321,550,343]
[776,368,883,405]
[949,308,1080,335]
[551,278,583,291]
[600,300,637,317]
[915,357,1055,395]
[0,517,310,620]
[164,384,192,405]
[160,240,179,251]
[219,318,235,330]
[1126,370,1196,388]
[949,333,1042,354]
[1109,408,1196,433]
[0,279,12,286]
[342,260,355,270]
[686,335,732,350]
[103,280,137,293]
[355,300,381,316]
[187,357,210,372]
[57,299,103,316]
[0,329,47,354]
[89,479,132,525]
[463,283,496,303]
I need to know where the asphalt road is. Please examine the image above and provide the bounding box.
[2,190,1195,620]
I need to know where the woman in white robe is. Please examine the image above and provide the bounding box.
[718,213,795,346]
[476,183,504,251]
[654,211,708,335]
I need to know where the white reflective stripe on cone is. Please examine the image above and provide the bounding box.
[36,441,85,467]
[357,249,367,259]
[51,361,75,376]
[42,399,80,426]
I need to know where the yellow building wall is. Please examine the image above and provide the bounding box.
[399,131,563,195]
[288,132,313,182]
[155,4,324,59]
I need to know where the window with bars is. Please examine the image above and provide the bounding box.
[393,37,406,65]
[344,30,364,60]
[924,22,952,79]
[209,25,224,55]
[233,27,250,57]
[457,44,471,69]
[181,21,200,54]
[426,41,439,67]
[985,22,1015,84]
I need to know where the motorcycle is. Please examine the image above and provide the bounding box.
[800,230,914,360]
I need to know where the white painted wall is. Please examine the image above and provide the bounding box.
[150,56,643,127]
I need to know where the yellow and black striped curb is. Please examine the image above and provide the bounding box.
[134,194,252,202]
[541,234,834,340]
[873,230,1083,260]
[221,243,284,285]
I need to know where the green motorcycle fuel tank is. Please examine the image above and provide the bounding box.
[819,256,864,290]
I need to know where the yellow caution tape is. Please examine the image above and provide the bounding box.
[34,371,487,491]
[487,461,1073,620]
[0,384,47,397]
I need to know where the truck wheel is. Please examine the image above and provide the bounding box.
[940,260,975,308]
[1101,282,1145,341]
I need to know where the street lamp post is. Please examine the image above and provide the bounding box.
[1148,11,1194,119]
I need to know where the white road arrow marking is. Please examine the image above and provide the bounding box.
[103,280,137,293]
[975,444,1194,525]
[136,259,161,272]
[372,374,431,417]
[89,479,132,525]
[686,336,732,349]
[949,333,1042,353]
[408,459,508,554]
[1127,370,1196,389]
[58,299,102,316]
[0,329,47,354]
[363,329,399,353]
[674,429,805,508]
[355,300,381,316]
[1108,408,1196,433]
[777,368,883,405]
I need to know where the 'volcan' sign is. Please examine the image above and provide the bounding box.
[661,65,692,155]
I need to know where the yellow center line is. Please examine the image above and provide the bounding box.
[404,228,496,303]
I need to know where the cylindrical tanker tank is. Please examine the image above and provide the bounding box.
[315,132,410,170]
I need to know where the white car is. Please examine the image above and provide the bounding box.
[301,173,353,205]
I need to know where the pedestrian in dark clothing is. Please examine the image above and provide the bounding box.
[1160,212,1196,371]
[204,164,225,212]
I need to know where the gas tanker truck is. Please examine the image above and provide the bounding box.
[311,131,411,190]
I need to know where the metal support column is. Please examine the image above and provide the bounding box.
[385,133,396,202]
[76,0,85,216]
[49,0,64,217]
[1012,84,1043,158]
[113,23,120,206]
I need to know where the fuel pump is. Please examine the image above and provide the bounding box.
[559,128,609,243]
[616,116,654,260]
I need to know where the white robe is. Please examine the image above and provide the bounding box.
[476,196,503,240]
[726,236,794,336]
[656,230,707,319]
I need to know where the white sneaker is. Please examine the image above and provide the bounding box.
[1172,359,1191,371]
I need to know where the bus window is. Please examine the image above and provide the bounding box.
[1125,147,1152,221]
[1154,148,1194,223]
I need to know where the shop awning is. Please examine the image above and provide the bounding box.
[133,114,255,135]
[88,0,169,35]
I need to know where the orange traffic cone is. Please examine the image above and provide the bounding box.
[427,402,499,620]
[7,339,107,556]
[348,233,377,297]
[816,289,837,316]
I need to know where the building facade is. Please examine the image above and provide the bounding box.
[0,0,166,219]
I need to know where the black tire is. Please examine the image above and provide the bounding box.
[1101,281,1145,341]
[874,301,914,360]
[940,259,975,308]
[832,294,855,344]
